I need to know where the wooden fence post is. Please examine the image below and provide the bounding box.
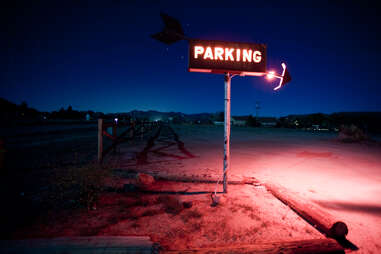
[129,121,135,138]
[112,123,117,153]
[98,118,103,163]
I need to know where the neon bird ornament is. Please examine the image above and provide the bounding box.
[263,63,291,90]
[273,63,291,90]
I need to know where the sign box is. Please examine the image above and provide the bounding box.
[188,39,266,74]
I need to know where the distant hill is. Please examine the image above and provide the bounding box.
[0,98,40,122]
[0,98,19,112]
[111,110,213,124]
[2,97,380,132]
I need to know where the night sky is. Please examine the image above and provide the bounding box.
[1,1,381,116]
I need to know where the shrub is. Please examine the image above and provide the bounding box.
[246,115,261,127]
[48,163,117,210]
[157,195,183,214]
[180,208,202,223]
[338,124,369,143]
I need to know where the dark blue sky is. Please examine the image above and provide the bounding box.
[1,1,381,116]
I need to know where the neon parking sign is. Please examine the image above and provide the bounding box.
[152,12,291,194]
[188,39,267,74]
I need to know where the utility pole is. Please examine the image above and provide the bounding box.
[256,101,261,118]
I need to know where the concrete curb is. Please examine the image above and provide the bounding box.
[0,236,156,254]
[162,238,344,254]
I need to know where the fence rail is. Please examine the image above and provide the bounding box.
[97,119,160,163]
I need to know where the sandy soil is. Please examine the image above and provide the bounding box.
[4,123,381,252]
[116,124,381,253]
[3,123,327,252]
[14,181,323,251]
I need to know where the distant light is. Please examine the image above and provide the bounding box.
[114,118,118,123]
[266,71,275,80]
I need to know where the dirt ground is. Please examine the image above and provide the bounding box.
[3,123,380,252]
[13,180,323,251]
[2,123,327,251]
[114,124,380,253]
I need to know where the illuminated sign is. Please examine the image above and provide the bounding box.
[189,39,266,74]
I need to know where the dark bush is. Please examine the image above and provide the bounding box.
[246,115,261,127]
[47,163,117,210]
[338,124,369,143]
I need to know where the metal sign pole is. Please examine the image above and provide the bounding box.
[223,73,231,193]
[152,14,291,195]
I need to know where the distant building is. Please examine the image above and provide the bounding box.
[312,124,319,130]
[213,121,224,125]
[231,116,247,126]
[257,117,277,127]
[213,116,247,126]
